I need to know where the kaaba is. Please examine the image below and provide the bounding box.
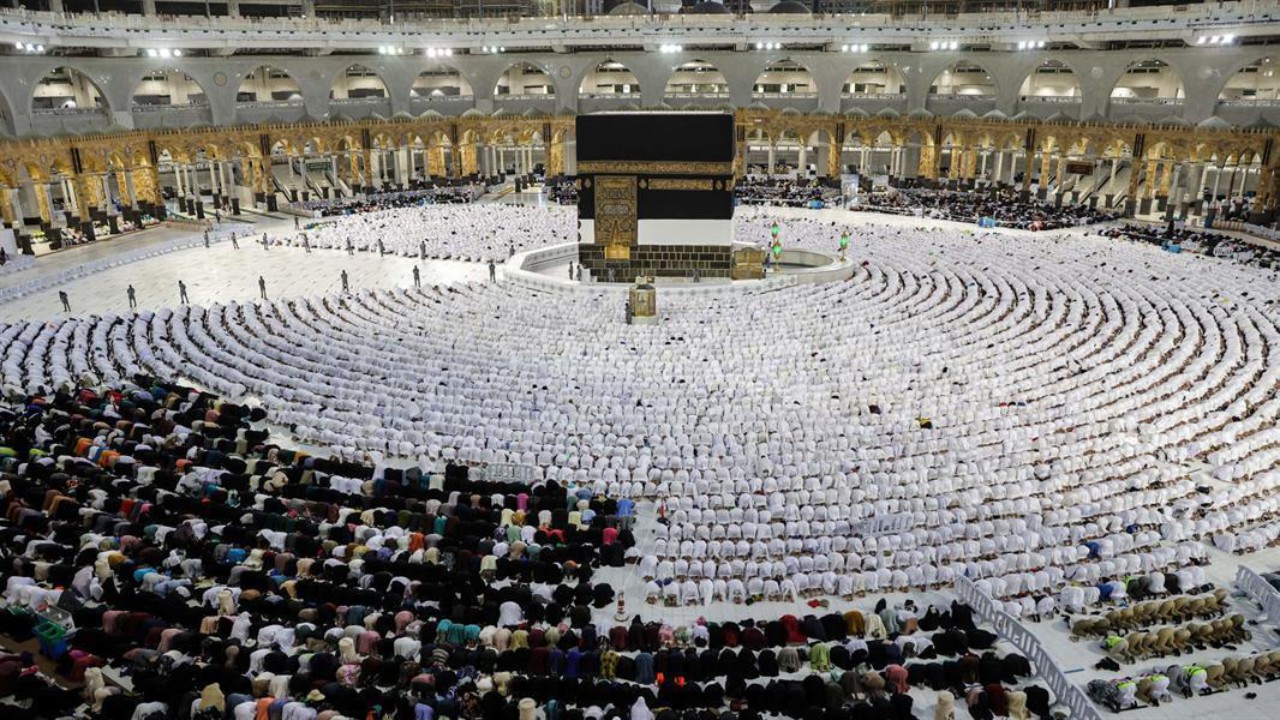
[576,113,735,282]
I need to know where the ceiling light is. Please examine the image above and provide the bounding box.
[1037,40,1045,48]
[147,48,157,57]
[949,41,959,50]
[159,48,171,58]
[756,42,763,50]
[1196,36,1206,45]
[173,49,182,57]
[929,41,939,51]
[1223,34,1235,44]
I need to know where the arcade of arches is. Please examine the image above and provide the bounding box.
[0,111,1275,226]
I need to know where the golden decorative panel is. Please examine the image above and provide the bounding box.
[578,161,733,176]
[646,178,715,191]
[732,247,766,280]
[595,174,638,253]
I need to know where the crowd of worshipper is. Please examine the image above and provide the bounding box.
[0,205,1278,716]
[0,380,1086,720]
[1100,223,1280,271]
[546,177,579,206]
[0,380,636,719]
[734,178,842,208]
[1053,575,1280,712]
[854,189,1117,230]
[1081,594,1277,711]
[295,185,486,217]
[272,204,576,261]
[2,214,1276,611]
[1211,195,1259,223]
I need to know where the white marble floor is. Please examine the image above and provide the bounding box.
[0,243,487,323]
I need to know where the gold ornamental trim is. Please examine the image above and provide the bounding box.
[594,174,638,250]
[646,178,715,191]
[578,160,734,176]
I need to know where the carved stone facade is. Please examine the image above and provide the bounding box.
[0,111,1275,225]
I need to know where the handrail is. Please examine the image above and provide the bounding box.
[1235,566,1280,623]
[955,575,1105,720]
[234,100,304,108]
[1110,96,1186,105]
[0,2,1277,42]
[31,107,108,116]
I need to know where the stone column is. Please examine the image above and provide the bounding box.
[767,145,776,176]
[427,146,446,177]
[28,181,51,224]
[75,174,103,214]
[919,144,938,180]
[0,188,16,226]
[461,143,477,176]
[62,178,77,215]
[123,172,137,207]
[1254,166,1277,217]
[797,144,807,175]
[1184,162,1204,214]
[132,166,161,205]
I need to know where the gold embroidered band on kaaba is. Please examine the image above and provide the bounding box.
[578,161,734,175]
[643,178,716,191]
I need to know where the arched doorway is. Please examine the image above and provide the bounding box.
[495,62,555,98]
[237,66,303,104]
[1220,57,1280,103]
[32,66,107,113]
[1111,59,1184,103]
[330,64,389,101]
[131,69,211,128]
[752,58,817,99]
[664,60,729,102]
